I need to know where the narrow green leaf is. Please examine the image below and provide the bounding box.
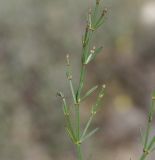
[148,136,155,150]
[91,85,106,114]
[81,115,94,139]
[83,30,94,60]
[80,128,99,142]
[81,85,98,101]
[94,9,107,29]
[92,2,99,27]
[95,19,106,29]
[57,92,69,115]
[69,80,76,104]
[65,113,76,140]
[76,66,86,100]
[83,24,89,48]
[95,16,104,28]
[85,46,103,64]
[65,127,76,144]
[88,9,92,29]
[93,46,103,57]
[85,53,93,64]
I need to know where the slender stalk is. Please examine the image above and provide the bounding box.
[76,103,81,140]
[75,64,86,160]
[58,1,107,160]
[66,54,76,104]
[77,144,83,160]
[77,64,86,100]
[140,154,147,160]
[143,115,152,150]
[85,30,94,60]
[139,97,155,160]
[69,80,76,103]
[65,114,76,142]
[81,114,94,138]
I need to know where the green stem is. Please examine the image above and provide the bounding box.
[77,144,83,160]
[144,101,154,150]
[143,117,152,150]
[75,60,86,160]
[77,65,86,100]
[69,79,76,104]
[76,103,80,140]
[140,153,147,160]
[66,54,77,104]
[139,99,155,160]
[61,2,108,160]
[92,2,99,25]
[85,30,93,59]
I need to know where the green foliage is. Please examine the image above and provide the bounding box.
[58,0,107,159]
[57,1,155,160]
[139,92,155,160]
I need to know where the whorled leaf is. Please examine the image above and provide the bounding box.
[81,85,98,101]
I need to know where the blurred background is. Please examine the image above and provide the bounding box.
[0,0,155,159]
